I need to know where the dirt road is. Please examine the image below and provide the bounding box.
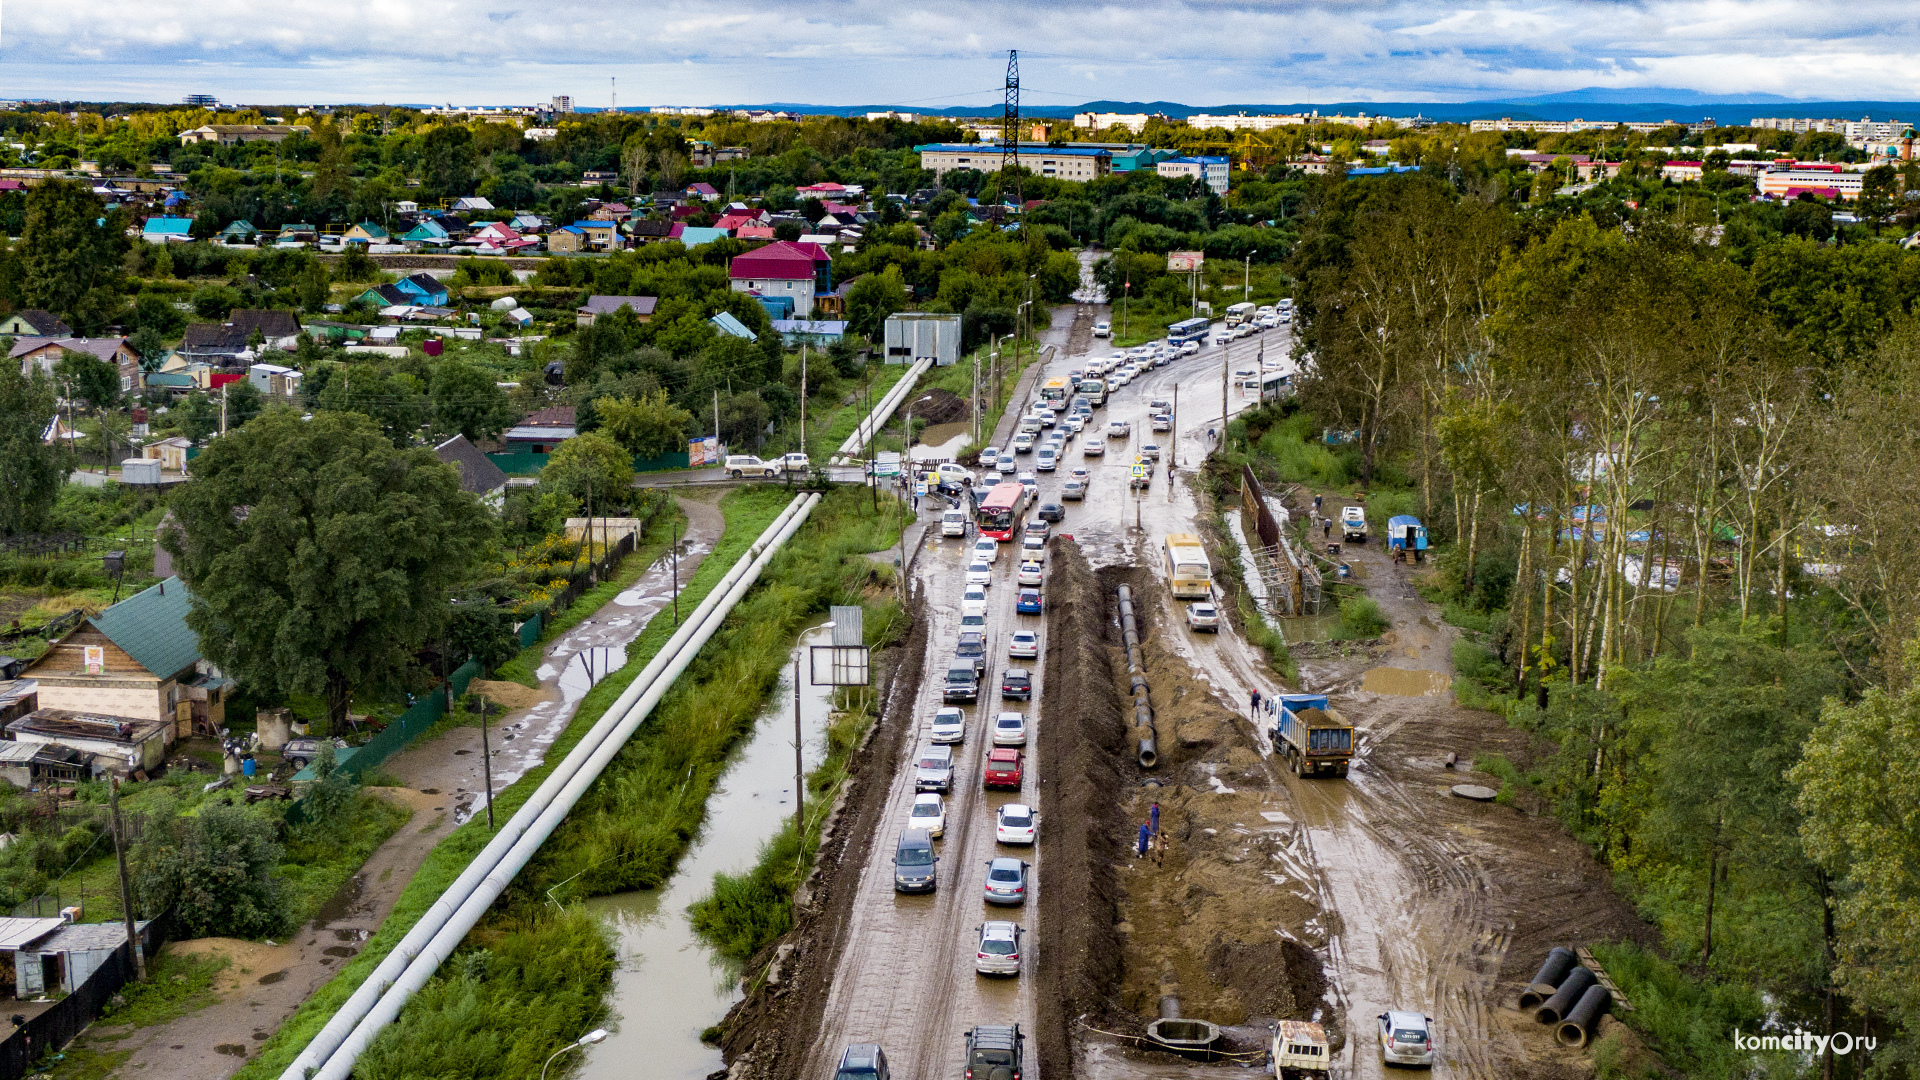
[80,496,725,1080]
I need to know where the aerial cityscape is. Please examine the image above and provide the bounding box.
[0,5,1915,1080]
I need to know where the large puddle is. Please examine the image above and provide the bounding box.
[1359,666,1452,697]
[574,622,839,1080]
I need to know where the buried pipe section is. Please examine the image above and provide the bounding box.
[1517,946,1579,1010]
[1145,977,1221,1059]
[1556,985,1614,1048]
[1115,584,1156,768]
[1534,966,1598,1025]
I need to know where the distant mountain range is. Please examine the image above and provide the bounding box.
[632,89,1915,125]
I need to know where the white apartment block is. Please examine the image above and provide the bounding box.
[1469,117,1716,135]
[1185,113,1310,132]
[1073,112,1156,133]
[916,143,1112,181]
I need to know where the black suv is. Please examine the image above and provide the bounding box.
[964,1023,1024,1080]
[1000,667,1032,701]
[956,631,986,659]
[834,1043,890,1080]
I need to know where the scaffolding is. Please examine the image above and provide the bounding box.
[1240,465,1323,617]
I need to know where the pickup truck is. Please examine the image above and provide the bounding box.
[1270,1019,1331,1078]
[1272,694,1353,778]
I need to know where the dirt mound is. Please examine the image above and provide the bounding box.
[1206,938,1326,1022]
[1037,539,1133,1079]
[905,386,970,425]
[463,679,552,710]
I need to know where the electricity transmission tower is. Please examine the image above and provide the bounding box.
[1000,50,1022,211]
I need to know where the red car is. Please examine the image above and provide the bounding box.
[984,747,1024,790]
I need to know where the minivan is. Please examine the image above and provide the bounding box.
[1092,319,1111,337]
[942,509,969,537]
[892,829,938,893]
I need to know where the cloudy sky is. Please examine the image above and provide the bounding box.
[3,0,1918,106]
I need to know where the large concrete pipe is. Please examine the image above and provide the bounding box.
[1555,985,1613,1048]
[1517,947,1579,1009]
[1115,585,1156,767]
[1534,966,1597,1024]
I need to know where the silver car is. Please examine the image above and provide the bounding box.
[930,707,966,744]
[1378,1010,1435,1066]
[983,857,1030,905]
[975,920,1024,976]
[992,711,1028,747]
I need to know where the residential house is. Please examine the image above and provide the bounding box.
[503,405,577,454]
[627,219,674,244]
[355,283,413,307]
[434,434,509,505]
[178,124,311,146]
[278,223,319,242]
[546,225,589,253]
[403,219,451,245]
[509,213,546,232]
[21,576,229,742]
[343,222,391,244]
[450,196,496,213]
[143,436,192,471]
[7,711,172,777]
[177,309,302,364]
[5,919,156,995]
[589,202,632,220]
[0,310,72,337]
[218,220,259,243]
[797,182,858,199]
[392,273,452,306]
[141,217,194,243]
[649,191,686,210]
[727,240,833,317]
[469,222,519,244]
[712,211,765,232]
[248,363,302,396]
[671,225,729,248]
[736,225,776,240]
[575,296,659,326]
[12,337,142,393]
[685,182,721,201]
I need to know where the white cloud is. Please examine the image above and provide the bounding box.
[4,0,1920,104]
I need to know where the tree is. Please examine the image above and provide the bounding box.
[132,800,290,939]
[130,327,169,372]
[319,365,428,447]
[447,592,519,672]
[595,390,692,459]
[163,410,492,729]
[421,124,477,199]
[541,431,634,512]
[845,265,908,339]
[428,357,516,442]
[223,379,264,429]
[177,393,220,442]
[0,367,65,536]
[17,179,126,333]
[54,349,119,413]
[296,258,332,311]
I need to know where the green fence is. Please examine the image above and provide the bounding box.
[283,657,481,826]
[486,449,691,475]
[517,614,543,648]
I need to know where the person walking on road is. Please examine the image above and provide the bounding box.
[1250,688,1262,721]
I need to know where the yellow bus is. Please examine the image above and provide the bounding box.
[1163,533,1212,599]
[1039,376,1071,407]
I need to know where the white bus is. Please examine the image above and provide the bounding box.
[1164,533,1212,599]
[1224,302,1257,327]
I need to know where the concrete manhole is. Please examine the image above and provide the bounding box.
[1451,784,1499,801]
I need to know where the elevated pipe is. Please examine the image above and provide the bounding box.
[1115,585,1156,767]
[308,494,823,1080]
[283,494,818,1080]
[832,356,934,464]
[1517,947,1578,1010]
[1555,985,1613,1048]
[1534,966,1597,1024]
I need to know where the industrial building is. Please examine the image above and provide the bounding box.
[914,143,1112,182]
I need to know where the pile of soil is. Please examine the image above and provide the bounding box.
[1206,938,1327,1023]
[712,588,929,1079]
[463,679,551,711]
[1037,540,1133,1079]
[904,386,970,425]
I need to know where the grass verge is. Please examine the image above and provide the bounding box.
[492,499,689,687]
[1586,941,1794,1079]
[230,485,793,1080]
[101,948,231,1027]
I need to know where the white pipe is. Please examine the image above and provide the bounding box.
[281,493,815,1080]
[833,356,932,462]
[305,494,823,1080]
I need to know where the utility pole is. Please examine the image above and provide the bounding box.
[1245,250,1256,299]
[110,777,145,982]
[971,345,981,445]
[1222,336,1230,436]
[800,345,808,453]
[670,519,680,624]
[793,649,805,850]
[479,693,494,829]
[1172,384,1179,467]
[220,383,228,435]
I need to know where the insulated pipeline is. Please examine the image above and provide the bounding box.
[280,492,817,1080]
[306,494,824,1080]
[1116,584,1156,767]
[1518,946,1579,1009]
[1535,966,1597,1024]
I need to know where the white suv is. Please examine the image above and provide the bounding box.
[724,454,779,478]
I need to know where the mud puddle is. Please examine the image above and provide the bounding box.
[1359,666,1452,697]
[575,623,838,1080]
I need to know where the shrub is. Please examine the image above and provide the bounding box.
[1334,596,1388,639]
[133,800,291,940]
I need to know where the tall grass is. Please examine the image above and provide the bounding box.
[1254,410,1360,490]
[1333,596,1388,639]
[1587,941,1799,1080]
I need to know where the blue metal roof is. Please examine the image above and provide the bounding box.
[90,576,201,679]
[1387,515,1424,529]
[143,218,193,234]
[709,311,756,339]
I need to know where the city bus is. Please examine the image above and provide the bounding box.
[1038,376,1071,408]
[976,482,1029,542]
[1163,533,1212,599]
[1168,317,1211,345]
[1225,302,1257,327]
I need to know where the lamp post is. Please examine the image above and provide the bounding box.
[540,1029,608,1080]
[1244,250,1256,299]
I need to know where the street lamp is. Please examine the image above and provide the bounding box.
[1244,250,1256,299]
[541,1029,608,1080]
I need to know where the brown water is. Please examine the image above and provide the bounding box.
[573,622,838,1080]
[1360,666,1452,697]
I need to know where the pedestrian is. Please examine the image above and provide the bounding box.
[1323,518,1332,539]
[1313,493,1323,514]
[1137,822,1151,858]
[1149,801,1160,835]
[1250,688,1262,719]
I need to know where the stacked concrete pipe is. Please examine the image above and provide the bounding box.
[1534,966,1598,1024]
[1115,584,1156,767]
[1517,947,1578,1009]
[1556,984,1614,1047]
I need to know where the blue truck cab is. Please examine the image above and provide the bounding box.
[1273,693,1354,778]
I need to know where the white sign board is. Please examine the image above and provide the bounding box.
[809,645,871,686]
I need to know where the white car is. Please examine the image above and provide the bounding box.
[1092,320,1111,338]
[966,561,993,586]
[1035,448,1057,472]
[724,454,780,478]
[1213,329,1232,345]
[974,536,1001,561]
[935,463,976,486]
[1011,433,1034,454]
[992,711,1028,746]
[1235,322,1258,339]
[1107,420,1131,438]
[1179,340,1200,357]
[1021,533,1045,556]
[1017,560,1044,586]
[1083,440,1105,458]
[997,455,1016,475]
[962,585,988,612]
[1150,414,1172,432]
[1017,473,1038,499]
[1063,415,1085,434]
[979,447,1001,470]
[996,803,1038,845]
[1187,601,1220,632]
[930,707,966,744]
[1379,1011,1436,1067]
[976,920,1024,976]
[1009,629,1039,659]
[909,792,947,838]
[1139,443,1161,461]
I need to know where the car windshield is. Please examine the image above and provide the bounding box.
[972,1050,1014,1066]
[982,938,1016,954]
[1001,810,1032,826]
[946,670,971,684]
[918,756,946,769]
[912,803,940,817]
[897,847,932,866]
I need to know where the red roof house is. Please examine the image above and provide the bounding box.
[728,241,833,316]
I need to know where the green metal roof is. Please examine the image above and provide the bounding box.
[90,576,201,679]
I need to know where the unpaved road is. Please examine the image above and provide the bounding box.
[81,496,725,1080]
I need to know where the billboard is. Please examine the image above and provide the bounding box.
[688,436,723,466]
[1167,250,1205,273]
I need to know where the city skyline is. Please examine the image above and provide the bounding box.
[3,0,1919,107]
